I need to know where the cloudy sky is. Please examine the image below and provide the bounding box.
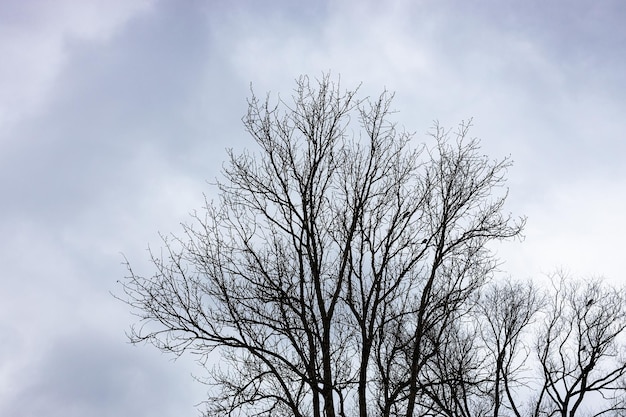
[1,0,624,415]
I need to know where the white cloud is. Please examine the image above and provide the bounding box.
[500,177,626,283]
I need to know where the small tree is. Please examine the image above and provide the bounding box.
[471,274,626,417]
[477,278,543,417]
[532,274,626,417]
[119,74,525,417]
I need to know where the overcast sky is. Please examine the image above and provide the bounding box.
[1,1,624,416]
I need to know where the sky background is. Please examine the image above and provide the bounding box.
[1,0,624,415]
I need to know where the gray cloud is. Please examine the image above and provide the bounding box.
[1,0,625,415]
[3,331,200,417]
[0,1,215,219]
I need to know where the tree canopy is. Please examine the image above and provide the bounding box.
[119,75,626,417]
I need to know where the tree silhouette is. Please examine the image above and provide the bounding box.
[119,75,626,417]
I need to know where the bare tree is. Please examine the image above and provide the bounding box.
[477,278,543,417]
[533,274,626,417]
[118,74,525,417]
